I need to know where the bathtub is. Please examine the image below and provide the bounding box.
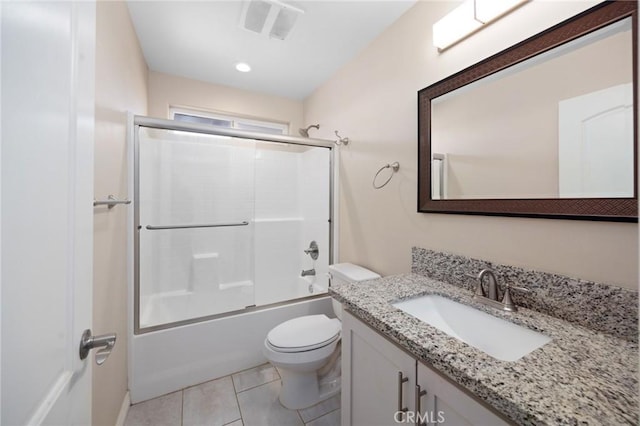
[129,293,333,403]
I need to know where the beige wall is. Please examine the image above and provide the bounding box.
[304,1,639,289]
[94,2,148,425]
[147,71,304,136]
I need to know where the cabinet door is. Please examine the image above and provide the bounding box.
[342,311,416,426]
[417,362,510,426]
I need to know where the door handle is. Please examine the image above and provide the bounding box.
[79,329,116,365]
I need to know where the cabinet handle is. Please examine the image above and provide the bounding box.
[415,384,427,426]
[397,371,409,418]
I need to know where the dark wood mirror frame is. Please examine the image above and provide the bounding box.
[418,1,638,222]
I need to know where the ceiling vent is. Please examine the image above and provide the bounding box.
[240,0,304,41]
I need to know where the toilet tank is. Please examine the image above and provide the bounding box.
[328,263,380,320]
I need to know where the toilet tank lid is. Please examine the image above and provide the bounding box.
[328,263,380,282]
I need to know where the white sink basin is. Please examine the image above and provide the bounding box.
[392,295,551,362]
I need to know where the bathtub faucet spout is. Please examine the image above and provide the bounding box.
[301,269,316,277]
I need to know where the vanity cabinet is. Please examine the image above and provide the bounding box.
[417,363,509,426]
[342,310,510,426]
[342,310,416,425]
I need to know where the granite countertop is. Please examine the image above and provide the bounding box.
[330,273,638,425]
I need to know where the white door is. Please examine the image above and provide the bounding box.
[558,83,634,198]
[1,2,95,425]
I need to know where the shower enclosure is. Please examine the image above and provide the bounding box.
[133,116,334,333]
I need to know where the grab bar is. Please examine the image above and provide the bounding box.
[145,221,249,230]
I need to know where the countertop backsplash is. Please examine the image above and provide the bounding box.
[411,247,638,343]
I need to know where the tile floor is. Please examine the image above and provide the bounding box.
[124,363,341,426]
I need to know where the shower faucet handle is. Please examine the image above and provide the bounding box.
[304,241,319,260]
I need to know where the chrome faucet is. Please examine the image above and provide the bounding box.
[478,269,499,301]
[468,269,530,312]
[301,268,316,277]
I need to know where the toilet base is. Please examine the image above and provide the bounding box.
[277,366,341,410]
[276,350,342,410]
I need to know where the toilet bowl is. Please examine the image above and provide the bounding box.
[263,263,380,410]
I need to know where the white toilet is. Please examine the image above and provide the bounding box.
[263,263,380,410]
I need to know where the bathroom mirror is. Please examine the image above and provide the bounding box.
[418,1,638,221]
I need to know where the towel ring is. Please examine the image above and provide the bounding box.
[373,162,400,189]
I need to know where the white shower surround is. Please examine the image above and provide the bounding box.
[128,118,338,402]
[138,129,331,328]
[139,277,325,327]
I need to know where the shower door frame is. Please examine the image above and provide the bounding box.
[132,115,336,335]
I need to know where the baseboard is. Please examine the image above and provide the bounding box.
[115,391,131,426]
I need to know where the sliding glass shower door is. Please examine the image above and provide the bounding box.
[138,128,256,328]
[136,121,332,332]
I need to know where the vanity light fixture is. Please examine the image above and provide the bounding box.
[433,0,528,51]
[235,62,252,72]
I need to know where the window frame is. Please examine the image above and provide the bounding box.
[169,106,290,135]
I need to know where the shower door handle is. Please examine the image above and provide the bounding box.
[146,221,249,230]
[79,329,116,365]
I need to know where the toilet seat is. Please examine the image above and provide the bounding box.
[266,333,340,353]
[267,315,340,353]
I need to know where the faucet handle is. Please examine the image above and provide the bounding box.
[506,283,530,293]
[304,241,319,260]
[501,283,530,311]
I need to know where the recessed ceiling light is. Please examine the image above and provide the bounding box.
[235,62,251,72]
